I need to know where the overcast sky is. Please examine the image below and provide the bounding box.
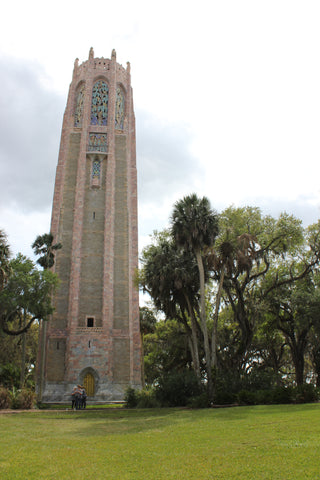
[1,0,320,263]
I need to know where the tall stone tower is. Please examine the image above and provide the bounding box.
[39,48,141,402]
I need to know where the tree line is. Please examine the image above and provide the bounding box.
[139,194,320,405]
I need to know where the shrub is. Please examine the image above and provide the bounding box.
[0,387,11,409]
[10,388,35,409]
[136,389,160,408]
[124,386,138,408]
[271,386,293,404]
[155,370,203,407]
[187,392,209,409]
[293,384,319,404]
[255,389,274,405]
[237,389,256,405]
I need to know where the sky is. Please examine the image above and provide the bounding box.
[1,0,320,265]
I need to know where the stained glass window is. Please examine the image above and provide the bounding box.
[92,159,101,179]
[74,83,85,127]
[91,80,109,126]
[115,87,125,130]
[88,133,107,152]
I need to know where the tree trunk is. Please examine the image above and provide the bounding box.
[20,310,27,388]
[211,266,225,368]
[184,293,201,378]
[196,250,213,401]
[38,319,47,402]
[140,333,145,388]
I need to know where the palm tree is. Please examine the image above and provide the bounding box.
[139,306,157,387]
[32,233,62,270]
[171,194,219,401]
[141,234,202,378]
[0,229,11,292]
[32,232,61,401]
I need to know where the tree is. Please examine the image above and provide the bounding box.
[213,206,320,374]
[0,254,59,336]
[0,321,39,389]
[140,232,202,378]
[32,232,62,270]
[0,229,11,292]
[143,318,194,385]
[171,194,219,400]
[140,306,157,386]
[265,274,320,385]
[32,232,61,401]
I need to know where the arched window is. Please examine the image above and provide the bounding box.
[84,372,95,396]
[115,86,125,130]
[74,83,85,127]
[91,80,109,126]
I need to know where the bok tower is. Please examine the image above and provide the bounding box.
[39,48,141,402]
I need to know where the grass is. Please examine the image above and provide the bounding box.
[1,404,320,479]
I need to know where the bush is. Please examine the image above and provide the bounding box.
[187,392,209,409]
[237,389,256,405]
[292,384,319,404]
[255,389,274,405]
[124,386,138,408]
[0,387,11,409]
[136,389,160,408]
[155,370,203,407]
[10,388,35,409]
[270,386,293,404]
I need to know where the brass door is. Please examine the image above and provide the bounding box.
[83,372,95,396]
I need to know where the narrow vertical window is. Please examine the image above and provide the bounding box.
[74,83,85,127]
[91,80,109,126]
[92,159,101,179]
[115,86,125,130]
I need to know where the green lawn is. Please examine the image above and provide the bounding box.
[1,404,320,479]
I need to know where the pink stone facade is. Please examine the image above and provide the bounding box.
[39,49,141,402]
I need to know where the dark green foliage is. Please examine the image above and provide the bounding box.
[237,390,256,405]
[187,392,209,408]
[0,254,59,335]
[0,386,11,409]
[124,387,138,408]
[0,363,20,389]
[171,194,219,253]
[293,384,319,403]
[136,389,160,408]
[124,387,160,408]
[271,386,293,404]
[32,232,62,270]
[155,369,203,407]
[143,319,194,385]
[236,384,319,406]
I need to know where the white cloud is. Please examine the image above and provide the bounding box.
[1,0,320,264]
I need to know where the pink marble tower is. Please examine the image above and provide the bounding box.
[39,48,141,402]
